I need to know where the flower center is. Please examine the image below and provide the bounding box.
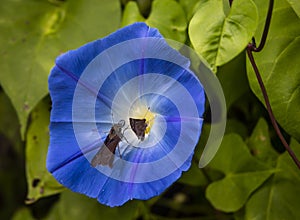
[144,110,155,134]
[129,105,155,140]
[125,103,166,149]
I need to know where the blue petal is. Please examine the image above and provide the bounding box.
[49,22,162,123]
[48,120,193,207]
[48,22,205,207]
[97,155,193,206]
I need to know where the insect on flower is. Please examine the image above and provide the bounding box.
[47,22,205,207]
[129,118,147,141]
[129,107,152,141]
[91,120,125,168]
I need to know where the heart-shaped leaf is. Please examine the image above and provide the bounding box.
[206,134,274,212]
[189,0,258,72]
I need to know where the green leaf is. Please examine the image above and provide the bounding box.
[265,38,300,140]
[179,0,201,21]
[120,0,187,42]
[225,119,248,139]
[244,139,300,220]
[46,190,139,220]
[179,0,231,22]
[206,134,274,212]
[136,0,152,17]
[286,0,300,18]
[0,90,26,220]
[189,0,258,72]
[0,0,121,138]
[25,97,64,204]
[217,52,249,109]
[179,160,209,186]
[246,118,279,167]
[0,90,23,154]
[121,1,145,27]
[11,208,34,220]
[247,0,300,141]
[146,0,187,42]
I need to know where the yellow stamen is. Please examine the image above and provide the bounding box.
[145,110,155,134]
[129,105,155,135]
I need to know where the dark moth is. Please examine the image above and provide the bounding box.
[91,120,125,168]
[129,118,148,141]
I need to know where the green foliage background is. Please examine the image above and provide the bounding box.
[0,0,300,219]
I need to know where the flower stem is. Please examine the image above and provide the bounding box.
[245,0,300,169]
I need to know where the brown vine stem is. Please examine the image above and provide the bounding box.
[247,48,300,169]
[245,0,300,169]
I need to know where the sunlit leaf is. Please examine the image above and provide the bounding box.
[146,0,187,42]
[121,1,145,27]
[247,0,300,141]
[121,0,187,42]
[179,0,231,22]
[0,0,121,138]
[26,97,64,204]
[189,0,258,72]
[206,134,274,212]
[178,0,200,21]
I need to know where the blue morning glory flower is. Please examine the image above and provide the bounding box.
[47,22,205,207]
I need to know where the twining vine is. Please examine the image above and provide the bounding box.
[237,0,300,169]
